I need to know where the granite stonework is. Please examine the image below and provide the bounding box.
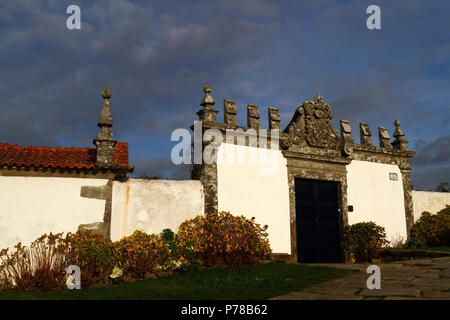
[191,85,415,262]
[94,88,117,168]
[191,162,218,215]
[79,180,113,239]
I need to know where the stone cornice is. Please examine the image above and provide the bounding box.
[352,143,415,159]
[0,165,132,179]
[282,147,351,165]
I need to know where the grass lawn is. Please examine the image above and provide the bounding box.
[0,262,351,300]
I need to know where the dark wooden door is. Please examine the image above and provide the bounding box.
[295,178,342,263]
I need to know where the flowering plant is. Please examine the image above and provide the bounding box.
[115,230,170,278]
[176,211,272,266]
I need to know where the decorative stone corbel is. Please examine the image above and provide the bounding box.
[268,107,281,130]
[280,134,292,150]
[340,120,353,157]
[247,104,260,130]
[378,127,391,149]
[223,99,238,127]
[359,123,373,146]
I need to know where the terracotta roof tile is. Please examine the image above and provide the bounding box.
[0,142,131,170]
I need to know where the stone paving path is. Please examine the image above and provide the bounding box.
[271,257,450,300]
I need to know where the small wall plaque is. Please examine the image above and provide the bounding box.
[389,172,398,181]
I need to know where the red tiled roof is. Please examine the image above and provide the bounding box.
[113,142,130,168]
[0,142,132,170]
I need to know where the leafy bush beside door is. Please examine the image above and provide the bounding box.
[342,222,390,262]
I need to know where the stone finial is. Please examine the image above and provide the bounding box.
[378,127,391,149]
[197,84,219,122]
[224,99,237,127]
[94,87,117,167]
[200,84,215,108]
[102,87,111,99]
[268,107,281,130]
[360,123,373,146]
[391,119,409,151]
[247,104,260,129]
[98,88,113,127]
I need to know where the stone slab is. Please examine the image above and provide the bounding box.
[271,292,364,300]
[359,288,422,297]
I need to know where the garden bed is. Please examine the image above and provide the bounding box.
[0,262,351,300]
[380,247,450,262]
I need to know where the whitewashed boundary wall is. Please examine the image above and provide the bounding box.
[411,191,450,221]
[111,179,204,241]
[0,177,205,250]
[0,176,108,250]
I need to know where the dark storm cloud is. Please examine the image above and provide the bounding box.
[411,164,450,191]
[0,0,278,146]
[132,157,191,180]
[412,135,450,167]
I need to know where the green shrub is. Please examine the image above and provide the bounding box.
[176,211,272,267]
[64,230,116,287]
[160,228,181,270]
[342,222,390,262]
[115,230,170,279]
[408,206,450,248]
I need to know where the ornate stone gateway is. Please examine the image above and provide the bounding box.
[192,85,415,263]
[280,94,353,262]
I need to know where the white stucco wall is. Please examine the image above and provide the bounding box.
[111,179,204,241]
[411,191,450,221]
[346,160,407,242]
[0,176,108,250]
[216,143,291,254]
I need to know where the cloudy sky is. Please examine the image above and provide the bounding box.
[0,0,448,189]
